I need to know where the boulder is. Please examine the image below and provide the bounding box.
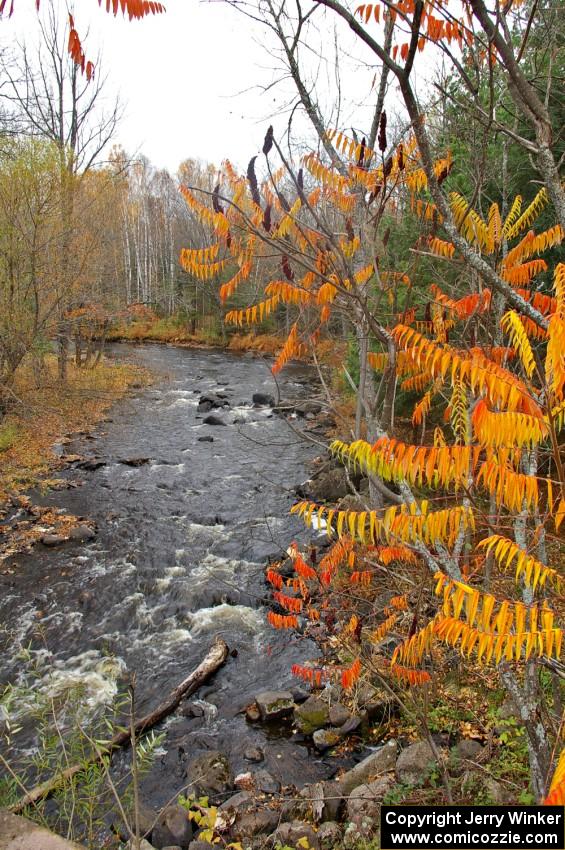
[253,769,280,794]
[68,524,96,542]
[299,780,343,823]
[188,751,233,801]
[271,821,320,850]
[77,458,106,470]
[449,738,485,776]
[119,457,151,466]
[243,745,264,763]
[197,436,214,443]
[346,775,393,834]
[318,821,342,849]
[451,739,484,762]
[152,805,193,849]
[294,695,330,734]
[355,682,396,720]
[252,392,275,407]
[126,841,154,850]
[339,739,398,795]
[328,702,351,727]
[0,810,85,849]
[202,415,227,426]
[233,809,280,838]
[339,714,364,736]
[254,690,294,721]
[220,791,253,816]
[312,729,341,751]
[295,401,323,416]
[307,468,349,503]
[395,740,437,785]
[41,533,67,547]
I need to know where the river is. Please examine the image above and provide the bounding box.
[0,343,344,809]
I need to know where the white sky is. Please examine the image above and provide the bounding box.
[0,0,426,174]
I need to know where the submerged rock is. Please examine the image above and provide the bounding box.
[202,414,227,426]
[252,392,275,407]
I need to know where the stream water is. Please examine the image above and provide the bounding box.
[0,343,345,808]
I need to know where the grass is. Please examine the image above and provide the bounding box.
[0,354,151,505]
[0,423,18,453]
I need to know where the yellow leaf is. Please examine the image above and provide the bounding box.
[556,498,565,532]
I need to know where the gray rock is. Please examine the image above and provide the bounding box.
[318,821,342,849]
[307,468,349,503]
[233,809,280,837]
[252,392,275,407]
[395,741,437,785]
[220,791,252,814]
[356,682,396,720]
[68,524,96,542]
[312,728,341,751]
[243,745,264,763]
[294,695,330,734]
[126,841,155,850]
[295,400,322,416]
[452,739,484,761]
[339,739,398,795]
[339,714,364,736]
[161,847,182,850]
[41,533,67,547]
[181,702,205,718]
[188,751,233,801]
[202,414,227,426]
[328,702,351,727]
[346,775,393,834]
[253,769,280,794]
[197,436,214,443]
[245,703,261,722]
[152,804,193,849]
[120,457,151,466]
[77,458,106,470]
[300,780,343,823]
[255,690,294,721]
[188,843,215,850]
[111,800,156,841]
[0,809,85,849]
[271,821,320,850]
[290,686,310,704]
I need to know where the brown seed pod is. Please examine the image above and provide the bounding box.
[212,184,224,215]
[247,156,261,206]
[262,125,274,156]
[378,111,387,152]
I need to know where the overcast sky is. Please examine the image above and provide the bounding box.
[0,0,421,175]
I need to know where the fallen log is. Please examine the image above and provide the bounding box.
[10,635,230,814]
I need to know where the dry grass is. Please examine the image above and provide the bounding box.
[0,354,151,505]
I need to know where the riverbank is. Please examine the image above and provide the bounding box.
[0,353,151,507]
[106,316,286,357]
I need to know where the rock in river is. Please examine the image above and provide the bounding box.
[202,414,227,426]
[255,690,294,721]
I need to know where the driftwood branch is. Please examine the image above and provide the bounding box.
[10,636,230,814]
